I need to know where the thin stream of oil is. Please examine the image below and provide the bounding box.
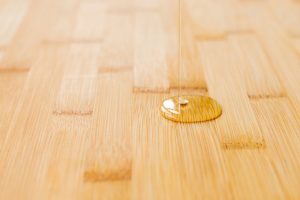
[178,0,182,112]
[160,0,223,123]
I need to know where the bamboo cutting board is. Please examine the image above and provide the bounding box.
[0,0,300,199]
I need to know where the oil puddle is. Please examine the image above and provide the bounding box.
[160,95,222,123]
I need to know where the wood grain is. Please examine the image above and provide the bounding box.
[133,12,169,92]
[53,44,100,115]
[0,0,31,47]
[228,34,284,98]
[252,98,300,199]
[198,40,265,148]
[99,13,133,71]
[163,1,207,89]
[241,2,300,118]
[268,0,300,37]
[0,0,69,70]
[73,2,106,42]
[1,0,300,199]
[42,0,80,43]
[186,0,250,38]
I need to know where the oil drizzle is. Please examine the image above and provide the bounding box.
[160,0,222,123]
[160,95,222,123]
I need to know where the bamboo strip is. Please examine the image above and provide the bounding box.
[41,115,94,199]
[133,12,169,92]
[0,73,27,141]
[0,45,66,199]
[252,98,300,199]
[179,21,207,89]
[43,0,80,43]
[132,93,183,200]
[53,44,100,115]
[0,0,69,71]
[99,14,134,71]
[81,72,132,199]
[39,73,132,200]
[228,34,284,98]
[43,114,129,199]
[223,150,284,200]
[161,0,207,89]
[84,76,132,181]
[268,0,300,37]
[0,0,31,47]
[241,3,300,118]
[177,122,230,199]
[54,75,97,115]
[198,40,265,148]
[186,0,249,38]
[73,2,106,41]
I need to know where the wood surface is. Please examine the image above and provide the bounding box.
[0,0,300,199]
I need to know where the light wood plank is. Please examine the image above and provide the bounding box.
[198,40,265,148]
[0,45,66,199]
[186,0,250,38]
[228,34,284,98]
[85,79,132,180]
[0,0,31,47]
[252,98,300,199]
[223,150,284,200]
[162,0,207,89]
[241,3,300,118]
[179,22,207,89]
[41,115,94,199]
[80,72,132,199]
[133,12,169,92]
[132,93,183,200]
[54,75,97,115]
[53,44,100,116]
[268,0,300,37]
[0,0,71,71]
[0,73,27,141]
[73,2,106,42]
[99,14,133,72]
[41,73,132,200]
[177,122,230,199]
[43,0,80,43]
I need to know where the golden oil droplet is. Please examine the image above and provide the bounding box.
[160,95,222,123]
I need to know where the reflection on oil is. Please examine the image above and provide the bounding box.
[160,95,222,123]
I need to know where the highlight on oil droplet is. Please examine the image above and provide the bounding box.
[160,95,222,123]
